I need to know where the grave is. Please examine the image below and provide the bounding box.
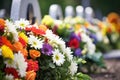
[10,0,41,24]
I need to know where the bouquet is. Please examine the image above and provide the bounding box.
[0,18,91,80]
[41,15,105,73]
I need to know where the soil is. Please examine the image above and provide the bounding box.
[90,59,120,80]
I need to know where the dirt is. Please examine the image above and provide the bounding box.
[90,59,120,80]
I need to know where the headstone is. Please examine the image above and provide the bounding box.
[65,6,75,17]
[49,4,63,20]
[76,5,84,17]
[0,9,6,18]
[85,7,94,22]
[104,50,120,59]
[10,0,41,24]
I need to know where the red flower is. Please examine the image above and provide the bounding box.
[31,27,45,35]
[68,38,79,49]
[25,27,32,32]
[0,25,4,32]
[0,18,5,32]
[19,37,27,47]
[27,59,39,72]
[1,36,14,50]
[0,36,2,46]
[5,67,19,79]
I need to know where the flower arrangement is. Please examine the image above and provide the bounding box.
[0,18,91,80]
[104,12,120,50]
[41,15,105,73]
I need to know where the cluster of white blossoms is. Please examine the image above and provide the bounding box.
[4,51,27,77]
[81,31,96,55]
[44,29,78,75]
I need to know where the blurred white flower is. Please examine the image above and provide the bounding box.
[69,61,78,75]
[15,18,29,29]
[5,74,14,80]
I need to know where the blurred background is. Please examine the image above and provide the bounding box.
[0,0,120,20]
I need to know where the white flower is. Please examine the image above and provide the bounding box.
[4,52,27,77]
[5,20,18,41]
[5,74,14,80]
[52,49,65,66]
[69,61,78,75]
[28,35,43,49]
[44,30,56,40]
[15,18,29,29]
[14,52,27,77]
[87,42,96,55]
[63,47,73,61]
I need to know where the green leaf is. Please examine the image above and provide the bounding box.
[49,63,55,68]
[75,72,92,80]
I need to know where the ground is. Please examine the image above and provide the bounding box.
[90,59,120,80]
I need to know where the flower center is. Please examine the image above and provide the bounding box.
[33,41,37,45]
[20,23,25,27]
[55,55,59,60]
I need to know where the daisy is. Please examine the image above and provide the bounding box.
[52,49,65,66]
[5,20,18,41]
[28,35,43,49]
[69,61,78,75]
[15,18,29,29]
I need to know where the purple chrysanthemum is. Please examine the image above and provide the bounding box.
[41,43,53,56]
[74,48,82,57]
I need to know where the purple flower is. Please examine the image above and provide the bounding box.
[70,32,81,41]
[74,48,82,57]
[41,43,53,56]
[89,34,98,44]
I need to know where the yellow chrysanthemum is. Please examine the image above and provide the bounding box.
[19,32,28,43]
[41,15,54,27]
[1,45,14,60]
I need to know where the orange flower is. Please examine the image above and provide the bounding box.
[0,18,5,27]
[107,12,119,23]
[13,42,23,52]
[39,24,48,32]
[2,36,14,50]
[29,49,40,59]
[25,70,36,80]
[20,48,28,58]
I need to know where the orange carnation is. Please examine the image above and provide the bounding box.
[39,24,48,32]
[29,49,41,59]
[25,70,36,80]
[20,48,28,58]
[13,42,23,52]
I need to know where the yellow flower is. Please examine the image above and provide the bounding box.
[41,15,54,27]
[19,32,28,43]
[1,45,14,60]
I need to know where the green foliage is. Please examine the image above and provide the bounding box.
[0,56,5,80]
[36,54,73,80]
[73,72,92,80]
